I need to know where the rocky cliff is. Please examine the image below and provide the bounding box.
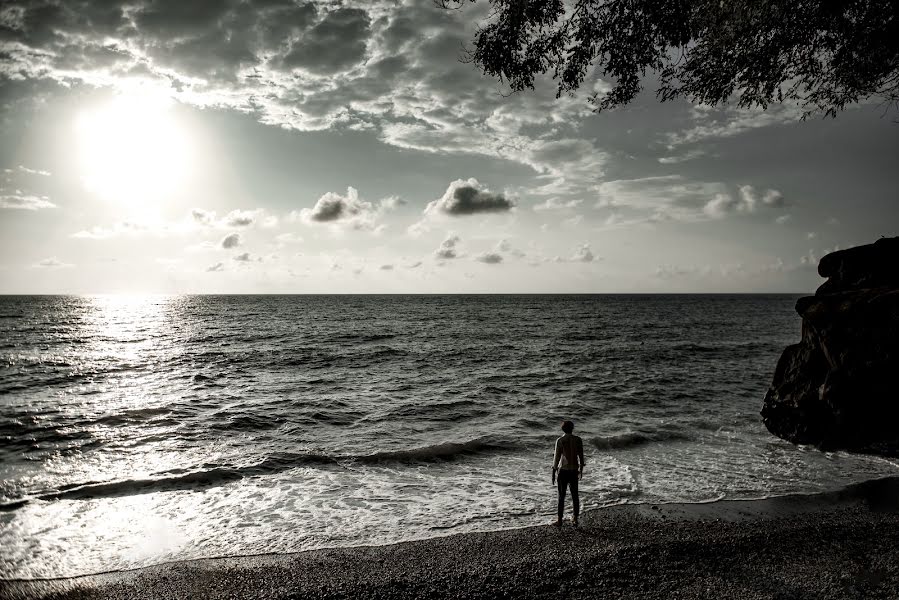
[761,237,899,456]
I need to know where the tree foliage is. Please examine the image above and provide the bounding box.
[442,0,899,117]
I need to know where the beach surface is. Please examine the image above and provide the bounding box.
[4,476,899,600]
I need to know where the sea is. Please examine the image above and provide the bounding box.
[2,294,897,579]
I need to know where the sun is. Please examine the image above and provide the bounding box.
[75,92,192,209]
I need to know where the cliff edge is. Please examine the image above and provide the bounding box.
[761,237,899,456]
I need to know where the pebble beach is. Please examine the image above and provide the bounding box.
[5,476,898,600]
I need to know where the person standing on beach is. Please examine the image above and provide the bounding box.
[552,420,585,527]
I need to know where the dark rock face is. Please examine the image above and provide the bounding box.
[762,237,899,456]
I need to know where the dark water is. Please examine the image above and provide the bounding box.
[1,295,896,578]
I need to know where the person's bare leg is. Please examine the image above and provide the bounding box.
[555,472,566,526]
[571,475,579,526]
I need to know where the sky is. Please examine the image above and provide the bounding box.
[1,0,897,294]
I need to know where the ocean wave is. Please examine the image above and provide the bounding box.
[591,429,692,450]
[6,437,519,507]
[329,333,397,343]
[355,437,517,463]
[381,400,489,422]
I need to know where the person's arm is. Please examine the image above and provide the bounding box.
[577,437,585,479]
[551,438,561,484]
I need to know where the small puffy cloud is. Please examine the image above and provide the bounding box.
[406,261,423,269]
[192,208,274,229]
[571,243,595,263]
[799,250,819,268]
[703,187,784,219]
[379,264,394,270]
[302,189,361,222]
[1,194,55,210]
[378,196,406,210]
[434,233,461,259]
[761,189,785,208]
[35,257,72,268]
[207,262,225,272]
[225,210,256,227]
[475,252,503,264]
[737,185,786,212]
[221,233,241,249]
[233,252,251,262]
[807,231,817,239]
[533,197,581,211]
[703,193,739,219]
[424,179,515,217]
[775,214,791,225]
[493,239,525,259]
[555,243,596,263]
[192,208,215,225]
[296,187,394,231]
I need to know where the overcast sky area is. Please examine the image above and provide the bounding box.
[1,0,897,293]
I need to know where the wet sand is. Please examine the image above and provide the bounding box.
[4,476,899,600]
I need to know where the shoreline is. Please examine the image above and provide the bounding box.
[4,475,899,599]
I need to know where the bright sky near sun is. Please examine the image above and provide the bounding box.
[1,0,897,293]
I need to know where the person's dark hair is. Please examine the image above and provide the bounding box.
[561,420,574,434]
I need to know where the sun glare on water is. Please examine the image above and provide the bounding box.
[76,92,192,208]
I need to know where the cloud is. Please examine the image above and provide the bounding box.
[424,179,515,217]
[1,194,55,210]
[72,221,157,239]
[665,104,803,147]
[799,250,819,268]
[596,176,727,221]
[280,8,371,75]
[0,0,616,202]
[221,233,241,249]
[703,186,786,219]
[702,193,740,219]
[655,264,701,279]
[192,208,274,229]
[597,177,787,223]
[533,197,582,211]
[775,214,791,225]
[475,252,503,264]
[570,243,595,263]
[3,163,54,209]
[737,185,786,211]
[406,261,423,269]
[379,264,394,270]
[657,149,705,164]
[224,210,257,227]
[16,166,51,176]
[554,243,596,263]
[192,209,215,225]
[434,233,461,259]
[207,262,225,272]
[295,187,394,231]
[34,256,72,268]
[233,252,251,262]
